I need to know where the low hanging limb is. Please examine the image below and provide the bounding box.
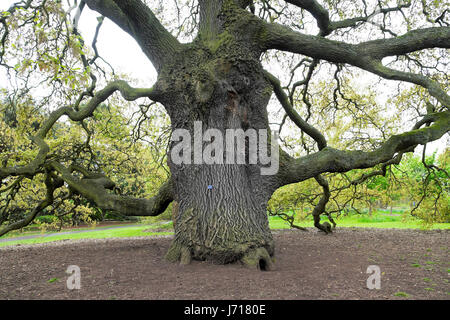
[49,162,173,218]
[311,174,333,234]
[277,110,450,187]
[265,71,334,232]
[0,171,63,237]
[267,207,308,231]
[264,70,327,151]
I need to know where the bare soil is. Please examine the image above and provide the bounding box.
[0,228,448,300]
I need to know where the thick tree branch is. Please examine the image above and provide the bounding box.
[50,162,173,217]
[277,111,450,187]
[358,27,450,59]
[261,23,450,107]
[284,0,331,35]
[263,22,450,65]
[83,0,182,72]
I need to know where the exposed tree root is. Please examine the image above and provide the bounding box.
[165,241,192,265]
[166,239,275,271]
[179,246,192,265]
[315,221,333,234]
[241,247,275,271]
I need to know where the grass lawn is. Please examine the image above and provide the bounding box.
[270,209,450,230]
[0,224,172,247]
[0,210,448,247]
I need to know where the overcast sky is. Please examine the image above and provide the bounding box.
[76,3,158,85]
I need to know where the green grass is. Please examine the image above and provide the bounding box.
[393,292,410,297]
[269,209,450,230]
[3,222,142,238]
[0,224,172,247]
[0,209,448,248]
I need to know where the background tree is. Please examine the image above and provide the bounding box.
[399,150,449,223]
[0,0,448,268]
[0,92,170,230]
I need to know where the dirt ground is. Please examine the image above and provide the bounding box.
[0,228,448,300]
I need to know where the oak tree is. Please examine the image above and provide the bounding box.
[0,0,448,268]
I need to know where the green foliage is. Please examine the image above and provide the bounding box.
[0,92,170,230]
[269,150,449,226]
[35,215,58,224]
[393,292,409,297]
[398,151,449,224]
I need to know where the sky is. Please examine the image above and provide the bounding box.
[75,3,158,85]
[0,0,448,156]
[1,0,157,84]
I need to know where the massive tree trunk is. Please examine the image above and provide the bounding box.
[166,164,275,267]
[156,32,277,267]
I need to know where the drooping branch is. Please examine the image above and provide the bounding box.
[0,76,167,234]
[264,70,327,150]
[0,0,34,65]
[363,62,450,109]
[276,110,450,187]
[83,0,182,72]
[50,162,173,217]
[0,172,63,237]
[311,174,332,233]
[349,151,408,186]
[0,80,162,180]
[267,207,308,231]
